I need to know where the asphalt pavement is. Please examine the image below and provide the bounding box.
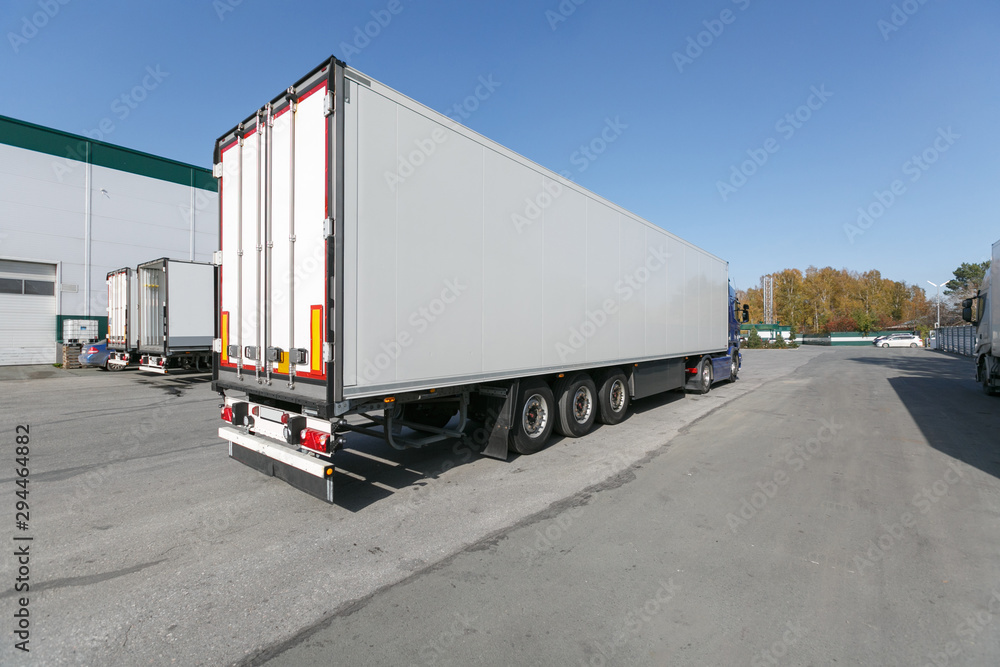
[262,347,1000,666]
[1,346,998,666]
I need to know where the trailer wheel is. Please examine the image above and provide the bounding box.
[596,369,629,425]
[553,373,597,437]
[511,379,555,454]
[690,359,712,395]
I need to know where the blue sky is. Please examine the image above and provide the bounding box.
[2,0,998,294]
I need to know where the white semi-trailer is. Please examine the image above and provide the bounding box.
[212,57,746,502]
[963,238,1000,394]
[136,257,215,373]
[106,267,138,370]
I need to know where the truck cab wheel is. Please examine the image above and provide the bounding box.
[596,369,629,425]
[511,379,555,454]
[729,354,739,382]
[553,373,597,438]
[982,361,998,396]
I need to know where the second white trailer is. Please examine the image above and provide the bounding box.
[212,58,744,501]
[137,258,215,373]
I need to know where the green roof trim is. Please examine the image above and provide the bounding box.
[0,114,217,192]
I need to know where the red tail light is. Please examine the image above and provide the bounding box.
[300,428,330,454]
[221,406,233,423]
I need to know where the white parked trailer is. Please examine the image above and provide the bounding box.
[212,57,743,502]
[106,267,138,369]
[136,258,215,373]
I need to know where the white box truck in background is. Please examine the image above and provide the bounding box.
[212,57,747,502]
[106,267,138,370]
[963,238,1000,394]
[137,258,215,373]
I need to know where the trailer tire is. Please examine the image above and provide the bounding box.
[595,369,629,426]
[553,373,597,438]
[511,379,555,454]
[690,358,712,395]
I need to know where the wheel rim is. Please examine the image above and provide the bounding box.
[522,393,548,439]
[701,365,710,390]
[572,386,593,424]
[731,357,738,376]
[609,379,626,413]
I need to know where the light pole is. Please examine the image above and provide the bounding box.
[927,280,946,329]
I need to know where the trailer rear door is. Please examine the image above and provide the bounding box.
[107,268,132,350]
[216,67,331,398]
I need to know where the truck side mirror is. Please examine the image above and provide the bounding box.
[962,298,973,324]
[742,305,750,323]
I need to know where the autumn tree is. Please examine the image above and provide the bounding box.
[741,267,933,334]
[773,269,806,332]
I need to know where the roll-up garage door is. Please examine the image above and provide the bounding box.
[0,260,57,366]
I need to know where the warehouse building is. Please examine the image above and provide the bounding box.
[0,114,218,366]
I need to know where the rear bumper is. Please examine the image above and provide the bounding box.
[219,426,335,503]
[108,351,131,367]
[139,362,167,374]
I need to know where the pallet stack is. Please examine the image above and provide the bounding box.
[61,344,83,369]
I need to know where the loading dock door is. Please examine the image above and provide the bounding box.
[0,260,57,366]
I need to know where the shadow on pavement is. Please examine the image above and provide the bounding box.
[316,384,698,511]
[328,423,490,512]
[847,351,1000,481]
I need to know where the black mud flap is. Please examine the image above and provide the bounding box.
[482,380,517,460]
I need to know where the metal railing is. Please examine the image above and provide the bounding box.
[935,325,976,356]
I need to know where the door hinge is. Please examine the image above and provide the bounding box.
[324,218,335,238]
[212,163,223,179]
[323,343,333,363]
[324,90,335,117]
[212,250,223,266]
[213,339,222,353]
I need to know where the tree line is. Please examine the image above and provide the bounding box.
[738,267,935,335]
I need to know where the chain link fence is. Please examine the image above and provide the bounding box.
[935,325,976,356]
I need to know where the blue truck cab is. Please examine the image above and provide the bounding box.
[684,283,748,394]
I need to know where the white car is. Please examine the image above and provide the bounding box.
[874,333,924,348]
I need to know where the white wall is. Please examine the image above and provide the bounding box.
[0,142,218,320]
